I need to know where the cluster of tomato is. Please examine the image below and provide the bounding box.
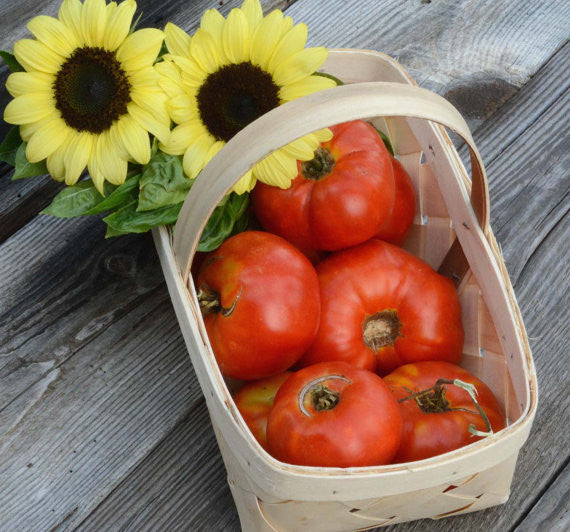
[194,120,505,468]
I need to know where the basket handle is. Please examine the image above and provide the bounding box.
[173,82,489,281]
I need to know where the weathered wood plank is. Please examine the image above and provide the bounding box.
[74,401,240,531]
[514,461,570,532]
[0,290,198,530]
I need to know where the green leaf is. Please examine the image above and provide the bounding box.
[0,50,24,72]
[373,126,395,156]
[0,127,21,166]
[138,152,191,211]
[86,173,141,215]
[41,180,104,218]
[103,201,183,235]
[105,225,131,238]
[314,71,344,86]
[198,192,250,252]
[12,143,48,180]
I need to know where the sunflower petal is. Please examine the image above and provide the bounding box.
[13,39,64,73]
[164,22,192,58]
[182,132,215,179]
[58,0,83,44]
[281,136,318,161]
[116,28,164,72]
[240,0,263,35]
[268,23,308,73]
[279,74,336,101]
[26,117,69,162]
[160,118,207,155]
[200,9,225,42]
[5,72,54,97]
[129,66,161,89]
[281,16,293,37]
[97,130,128,185]
[313,127,333,142]
[154,58,183,83]
[254,149,297,188]
[64,132,93,185]
[206,140,224,162]
[81,0,107,47]
[131,88,169,122]
[88,139,106,194]
[191,28,226,73]
[4,93,55,124]
[170,93,199,125]
[46,145,67,181]
[272,47,328,86]
[128,102,170,143]
[250,11,283,69]
[104,0,136,51]
[223,8,249,64]
[117,115,151,164]
[27,15,79,56]
[232,169,255,195]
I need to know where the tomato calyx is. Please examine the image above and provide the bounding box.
[363,309,402,351]
[197,284,241,317]
[301,147,335,180]
[298,374,351,416]
[399,378,495,437]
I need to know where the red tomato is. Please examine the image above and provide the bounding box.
[233,372,292,450]
[266,362,402,467]
[375,157,416,245]
[252,120,395,251]
[297,239,464,376]
[385,361,506,462]
[196,231,320,380]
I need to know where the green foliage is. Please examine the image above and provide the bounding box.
[0,127,21,166]
[103,201,183,237]
[313,71,344,86]
[41,181,107,218]
[137,152,191,211]
[12,143,48,179]
[198,192,250,252]
[0,50,24,72]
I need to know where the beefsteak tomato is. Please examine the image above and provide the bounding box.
[385,361,506,462]
[297,239,464,375]
[266,362,402,467]
[375,156,416,246]
[251,120,395,251]
[196,231,320,380]
[233,372,292,450]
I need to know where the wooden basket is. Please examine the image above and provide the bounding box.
[152,49,538,530]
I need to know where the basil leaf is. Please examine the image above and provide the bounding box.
[103,201,183,235]
[314,71,344,86]
[0,127,21,166]
[86,173,141,215]
[12,143,48,180]
[0,50,24,72]
[41,181,104,218]
[198,192,250,252]
[138,152,192,211]
[105,225,131,238]
[373,126,395,156]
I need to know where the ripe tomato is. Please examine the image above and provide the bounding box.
[375,157,416,246]
[196,231,320,380]
[266,362,402,467]
[385,361,506,462]
[251,120,395,251]
[297,239,464,376]
[233,372,291,450]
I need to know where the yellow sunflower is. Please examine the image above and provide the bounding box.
[3,0,170,193]
[157,0,336,194]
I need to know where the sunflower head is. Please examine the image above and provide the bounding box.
[157,0,335,194]
[3,0,170,193]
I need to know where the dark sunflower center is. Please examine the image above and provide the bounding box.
[54,47,131,134]
[197,62,280,142]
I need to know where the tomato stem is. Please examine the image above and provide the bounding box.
[398,378,494,437]
[302,147,335,180]
[363,309,402,351]
[197,284,241,317]
[298,374,351,416]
